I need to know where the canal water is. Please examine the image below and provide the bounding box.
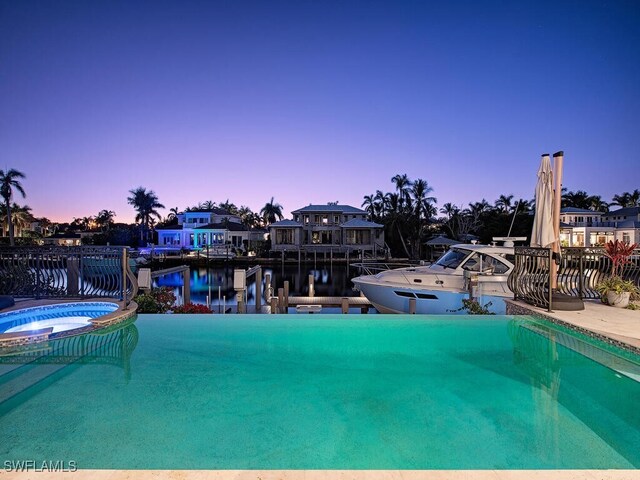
[153,263,365,310]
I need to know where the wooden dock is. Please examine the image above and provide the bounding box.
[287,296,372,307]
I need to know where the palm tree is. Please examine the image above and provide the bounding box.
[167,207,180,220]
[127,187,165,243]
[218,200,239,215]
[440,203,459,220]
[611,190,640,208]
[391,174,412,207]
[411,179,437,221]
[361,194,376,220]
[260,197,284,225]
[1,203,33,239]
[588,196,609,213]
[0,168,26,246]
[198,200,217,210]
[494,194,514,214]
[96,210,115,231]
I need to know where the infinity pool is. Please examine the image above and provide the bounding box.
[0,314,638,469]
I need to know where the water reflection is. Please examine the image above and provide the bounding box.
[508,319,640,466]
[153,264,362,307]
[0,320,139,415]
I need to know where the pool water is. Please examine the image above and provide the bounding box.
[1,314,639,469]
[0,302,118,334]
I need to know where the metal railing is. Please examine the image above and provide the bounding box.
[0,246,138,304]
[509,246,640,310]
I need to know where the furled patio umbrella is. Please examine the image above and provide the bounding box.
[531,154,556,248]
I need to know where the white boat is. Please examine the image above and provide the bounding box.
[351,243,516,314]
[189,246,237,260]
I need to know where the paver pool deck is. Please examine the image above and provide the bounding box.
[2,469,640,479]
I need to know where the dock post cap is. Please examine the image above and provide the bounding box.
[541,153,550,157]
[553,151,564,157]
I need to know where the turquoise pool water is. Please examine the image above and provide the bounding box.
[1,314,639,469]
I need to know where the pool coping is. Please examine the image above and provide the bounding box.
[0,299,138,349]
[505,299,640,355]
[2,469,639,479]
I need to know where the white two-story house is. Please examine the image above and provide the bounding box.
[559,207,640,247]
[156,208,250,249]
[269,204,385,255]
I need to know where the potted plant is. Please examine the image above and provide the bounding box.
[596,239,639,308]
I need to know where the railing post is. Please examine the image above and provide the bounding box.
[548,248,553,312]
[35,251,41,300]
[512,248,519,301]
[578,249,584,299]
[121,247,128,308]
[80,247,85,298]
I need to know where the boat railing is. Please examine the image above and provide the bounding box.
[509,246,640,311]
[350,261,423,276]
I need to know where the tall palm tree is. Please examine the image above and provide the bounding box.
[198,200,217,210]
[96,210,115,231]
[411,179,437,221]
[127,187,165,243]
[588,196,609,213]
[260,197,284,225]
[1,203,33,238]
[167,207,180,220]
[440,203,459,220]
[218,200,239,215]
[361,194,376,220]
[494,194,514,214]
[391,174,412,208]
[0,168,26,246]
[611,190,640,208]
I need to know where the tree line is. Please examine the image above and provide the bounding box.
[1,167,638,255]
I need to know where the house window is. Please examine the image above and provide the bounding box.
[322,215,328,225]
[314,215,320,223]
[276,229,294,244]
[623,232,631,243]
[294,215,299,222]
[304,216,309,224]
[346,230,371,245]
[334,215,339,223]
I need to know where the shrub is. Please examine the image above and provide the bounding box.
[134,287,177,313]
[448,298,495,315]
[172,303,213,314]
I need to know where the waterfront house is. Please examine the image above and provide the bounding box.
[559,207,640,247]
[43,232,91,246]
[155,208,253,250]
[269,204,385,256]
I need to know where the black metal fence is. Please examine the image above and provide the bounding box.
[509,246,640,310]
[0,246,138,303]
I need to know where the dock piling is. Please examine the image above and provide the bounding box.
[278,288,284,314]
[341,297,349,314]
[284,280,290,311]
[308,274,315,298]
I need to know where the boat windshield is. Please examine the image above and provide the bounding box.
[434,248,471,269]
[462,252,511,274]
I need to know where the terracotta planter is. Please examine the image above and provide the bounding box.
[606,291,631,308]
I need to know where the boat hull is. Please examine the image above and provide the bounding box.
[353,277,508,314]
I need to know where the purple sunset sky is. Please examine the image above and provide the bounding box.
[1,0,639,223]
